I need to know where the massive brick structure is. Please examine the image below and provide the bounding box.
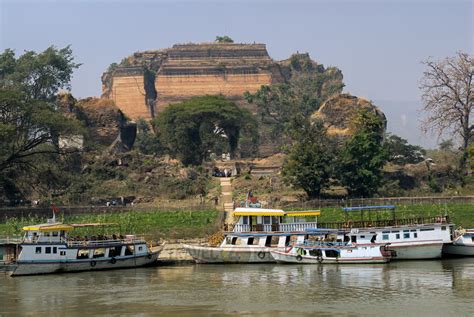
[102,43,280,120]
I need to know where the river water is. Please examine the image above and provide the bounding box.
[1,259,473,316]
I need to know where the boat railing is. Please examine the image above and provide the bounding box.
[66,238,146,247]
[317,215,450,229]
[0,237,22,244]
[228,222,319,233]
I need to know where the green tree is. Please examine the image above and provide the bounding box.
[155,95,258,165]
[385,133,426,165]
[244,54,344,139]
[215,36,234,43]
[338,109,388,197]
[135,118,164,155]
[0,46,82,199]
[0,46,80,101]
[282,120,335,198]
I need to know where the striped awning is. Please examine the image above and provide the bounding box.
[284,210,321,217]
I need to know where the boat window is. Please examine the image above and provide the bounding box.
[231,237,241,245]
[441,226,446,231]
[391,231,399,233]
[370,235,377,243]
[53,247,57,254]
[109,246,122,257]
[403,230,409,232]
[309,249,322,257]
[60,251,66,256]
[35,247,41,254]
[420,228,435,231]
[265,236,272,247]
[285,236,291,246]
[471,237,474,242]
[93,248,106,258]
[351,236,357,243]
[52,231,58,237]
[382,234,389,240]
[271,236,279,246]
[396,234,400,239]
[263,216,271,225]
[45,247,51,254]
[360,235,365,238]
[414,233,418,238]
[44,232,50,237]
[247,237,255,245]
[382,231,390,234]
[410,230,417,232]
[325,250,339,258]
[125,245,134,256]
[404,233,410,239]
[77,249,89,259]
[138,246,143,252]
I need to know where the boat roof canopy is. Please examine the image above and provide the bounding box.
[342,205,396,212]
[22,224,74,232]
[232,208,285,216]
[232,208,321,217]
[285,210,321,217]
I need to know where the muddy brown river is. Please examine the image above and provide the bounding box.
[1,259,473,316]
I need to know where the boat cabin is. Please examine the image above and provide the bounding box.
[229,208,321,232]
[17,222,150,263]
[348,223,454,244]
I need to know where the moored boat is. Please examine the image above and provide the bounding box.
[183,207,325,263]
[11,221,163,276]
[442,228,474,256]
[336,206,453,260]
[271,241,393,264]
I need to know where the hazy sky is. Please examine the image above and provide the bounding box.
[1,0,473,148]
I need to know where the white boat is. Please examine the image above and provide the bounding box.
[11,221,163,276]
[184,208,324,263]
[345,223,452,260]
[271,242,393,264]
[337,206,454,260]
[443,228,474,256]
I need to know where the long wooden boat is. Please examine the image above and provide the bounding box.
[183,208,324,263]
[10,222,162,276]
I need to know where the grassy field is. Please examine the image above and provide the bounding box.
[0,210,220,240]
[0,203,472,240]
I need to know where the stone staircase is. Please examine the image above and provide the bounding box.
[219,177,235,224]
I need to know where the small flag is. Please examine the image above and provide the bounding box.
[51,204,60,214]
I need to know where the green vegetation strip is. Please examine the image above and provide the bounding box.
[289,203,474,228]
[0,210,220,240]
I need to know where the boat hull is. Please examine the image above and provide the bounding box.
[271,250,389,264]
[387,241,443,260]
[442,244,474,256]
[183,244,276,263]
[11,250,161,276]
